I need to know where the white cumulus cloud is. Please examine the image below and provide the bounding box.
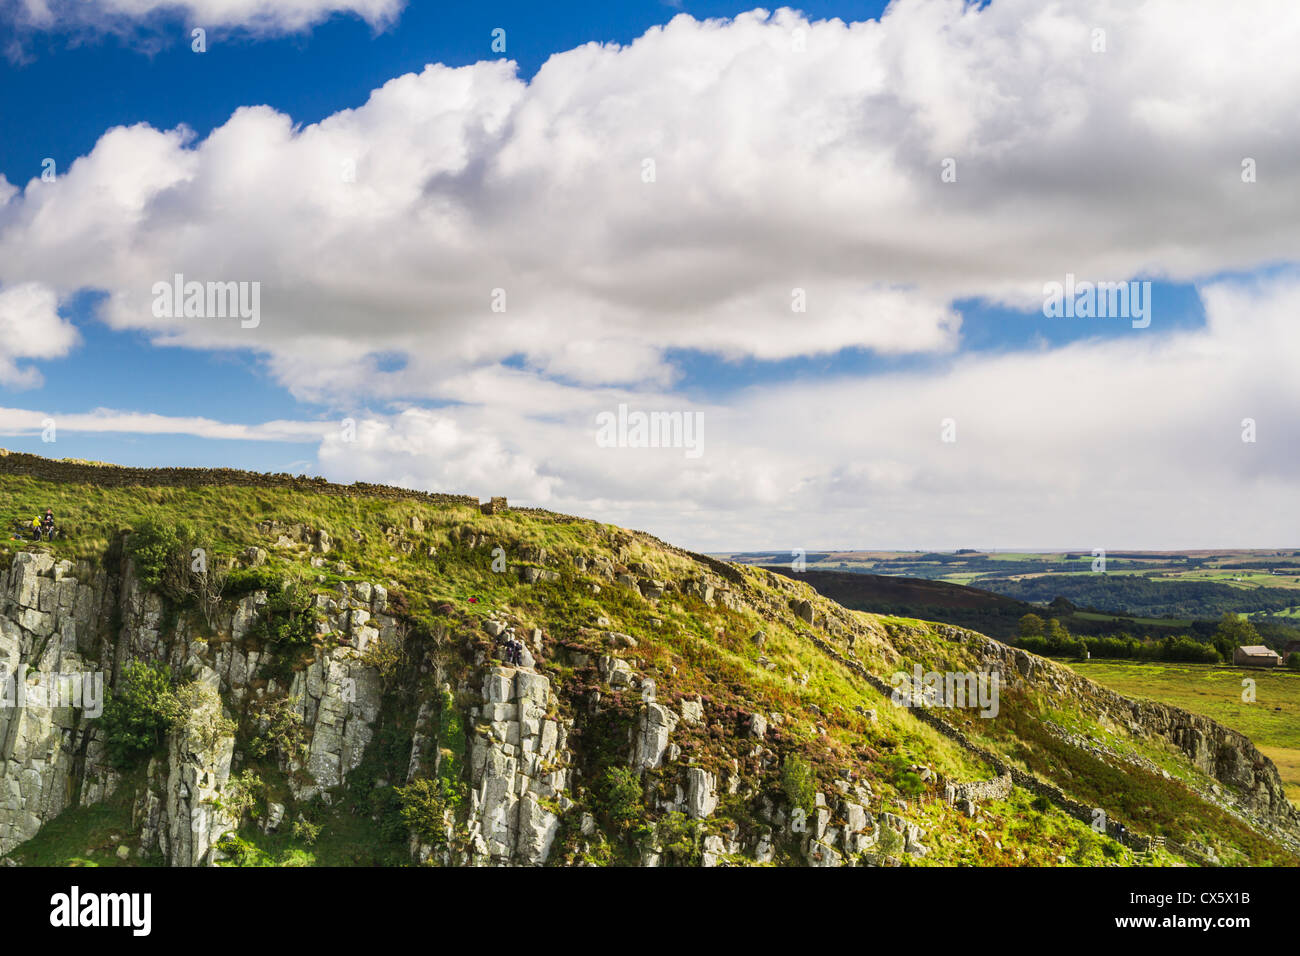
[0,283,79,388]
[7,1,1300,400]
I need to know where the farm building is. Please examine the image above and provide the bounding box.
[1234,645,1281,668]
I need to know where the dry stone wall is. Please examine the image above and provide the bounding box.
[0,449,479,508]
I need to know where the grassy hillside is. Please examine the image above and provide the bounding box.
[1,458,1296,866]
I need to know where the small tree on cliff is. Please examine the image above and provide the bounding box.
[127,519,228,621]
[101,661,181,768]
[781,754,817,816]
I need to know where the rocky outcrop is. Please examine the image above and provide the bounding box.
[0,543,397,864]
[0,489,1294,870]
[632,702,678,771]
[685,767,718,819]
[0,553,110,854]
[467,666,573,865]
[142,676,238,867]
[286,650,383,801]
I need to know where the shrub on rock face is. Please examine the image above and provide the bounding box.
[174,680,237,755]
[781,755,816,816]
[127,520,190,593]
[215,834,258,866]
[875,825,905,858]
[594,766,644,834]
[127,519,229,619]
[291,820,321,846]
[656,812,703,867]
[225,567,280,597]
[884,754,926,798]
[101,661,181,768]
[254,580,318,646]
[246,694,309,765]
[219,770,264,822]
[396,778,460,849]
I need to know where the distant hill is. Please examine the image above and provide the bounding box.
[764,568,1035,639]
[984,574,1300,619]
[767,568,1210,641]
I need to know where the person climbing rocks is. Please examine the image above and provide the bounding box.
[29,514,42,540]
[40,509,55,540]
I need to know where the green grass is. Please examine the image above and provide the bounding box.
[972,688,1294,865]
[3,771,155,866]
[1260,606,1300,618]
[867,617,1300,865]
[1155,569,1300,591]
[909,787,1159,867]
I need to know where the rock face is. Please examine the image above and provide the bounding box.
[468,666,572,865]
[0,545,395,864]
[153,677,238,867]
[287,650,383,801]
[685,768,718,819]
[0,554,110,853]
[792,600,815,625]
[0,542,587,868]
[633,703,678,771]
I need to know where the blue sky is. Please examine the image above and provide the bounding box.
[0,2,890,180]
[0,0,1295,550]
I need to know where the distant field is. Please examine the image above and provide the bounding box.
[1065,660,1300,803]
[1071,610,1191,628]
[1154,569,1300,591]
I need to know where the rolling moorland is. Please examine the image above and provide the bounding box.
[724,549,1300,621]
[0,452,1295,867]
